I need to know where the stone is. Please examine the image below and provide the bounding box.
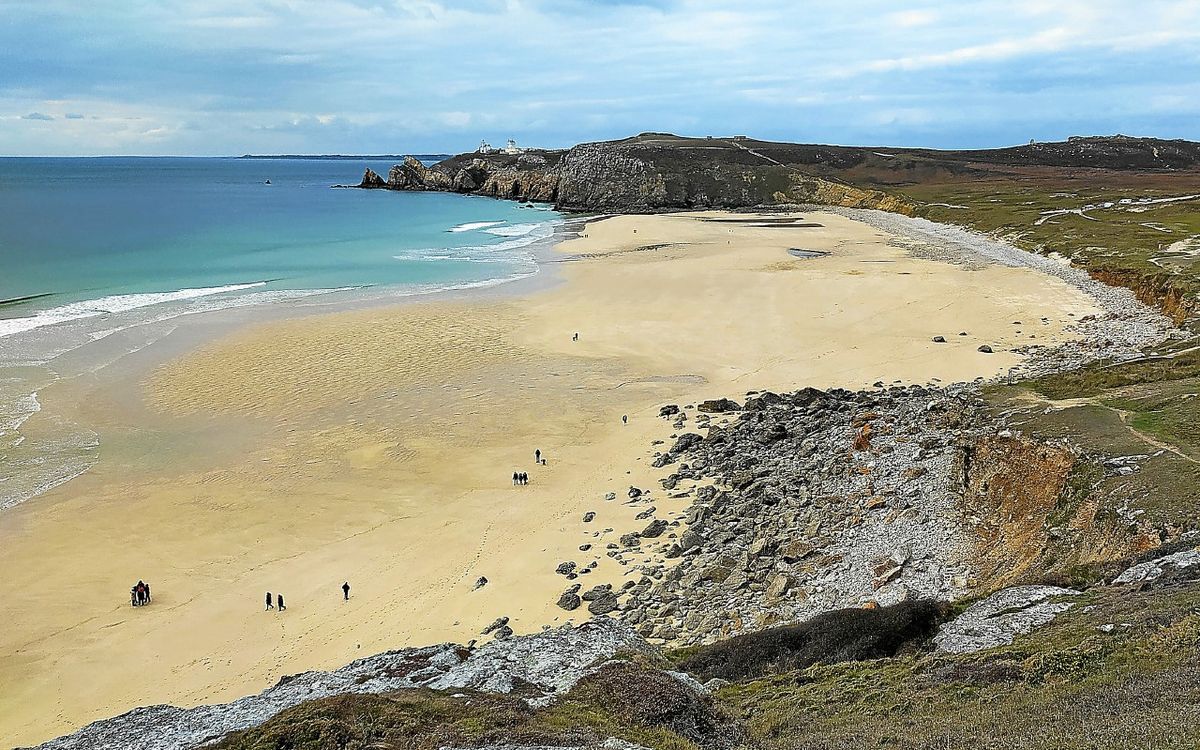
[766,574,791,600]
[587,592,620,615]
[934,585,1081,654]
[1113,548,1200,586]
[481,616,510,635]
[557,592,582,611]
[977,344,994,353]
[932,335,946,343]
[780,539,814,562]
[641,519,669,538]
[620,532,642,548]
[556,561,577,576]
[697,398,742,413]
[583,512,596,523]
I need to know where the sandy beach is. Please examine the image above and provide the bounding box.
[0,210,1103,747]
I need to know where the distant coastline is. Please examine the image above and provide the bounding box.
[238,153,451,161]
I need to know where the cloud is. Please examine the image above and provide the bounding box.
[0,0,1197,154]
[21,111,54,120]
[64,112,84,119]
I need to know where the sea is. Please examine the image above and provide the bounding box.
[0,157,565,510]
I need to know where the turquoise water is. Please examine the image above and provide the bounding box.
[0,157,560,343]
[0,157,563,509]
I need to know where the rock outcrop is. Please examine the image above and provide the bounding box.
[1113,546,1200,587]
[29,619,654,750]
[933,585,1081,654]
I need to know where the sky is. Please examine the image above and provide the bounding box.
[1,0,1199,156]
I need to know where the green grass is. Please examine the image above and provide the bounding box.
[716,585,1200,750]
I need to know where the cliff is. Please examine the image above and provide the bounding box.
[356,133,1200,215]
[358,133,914,214]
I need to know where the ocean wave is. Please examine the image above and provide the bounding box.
[398,219,559,264]
[0,390,39,437]
[449,220,506,233]
[0,281,268,339]
[483,223,543,237]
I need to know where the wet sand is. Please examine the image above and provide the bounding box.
[0,210,1101,746]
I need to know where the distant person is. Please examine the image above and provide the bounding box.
[277,594,286,612]
[572,332,579,341]
[512,471,519,485]
[521,471,529,485]
[535,449,541,463]
[144,582,151,603]
[622,415,628,425]
[342,581,351,601]
[265,592,274,611]
[131,586,138,607]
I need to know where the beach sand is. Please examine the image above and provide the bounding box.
[0,210,1101,746]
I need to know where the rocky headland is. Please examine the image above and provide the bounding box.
[356,133,913,214]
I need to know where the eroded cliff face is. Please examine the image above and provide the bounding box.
[357,134,915,215]
[958,435,1151,589]
[1088,267,1198,326]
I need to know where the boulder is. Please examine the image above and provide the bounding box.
[641,519,669,538]
[588,592,621,615]
[698,398,742,413]
[557,591,582,611]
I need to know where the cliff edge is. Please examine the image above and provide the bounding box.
[358,133,914,214]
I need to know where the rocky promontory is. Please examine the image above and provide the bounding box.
[357,133,913,214]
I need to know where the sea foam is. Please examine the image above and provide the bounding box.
[0,282,268,339]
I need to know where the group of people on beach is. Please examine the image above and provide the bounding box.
[130,581,351,612]
[129,580,151,607]
[262,582,351,612]
[512,448,548,485]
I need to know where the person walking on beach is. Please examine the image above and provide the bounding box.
[265,592,274,610]
[342,581,351,601]
[572,332,579,341]
[144,582,151,604]
[535,449,541,463]
[512,471,519,485]
[622,414,628,425]
[277,593,286,612]
[521,471,529,485]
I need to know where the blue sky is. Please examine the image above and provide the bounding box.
[2,0,1198,155]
